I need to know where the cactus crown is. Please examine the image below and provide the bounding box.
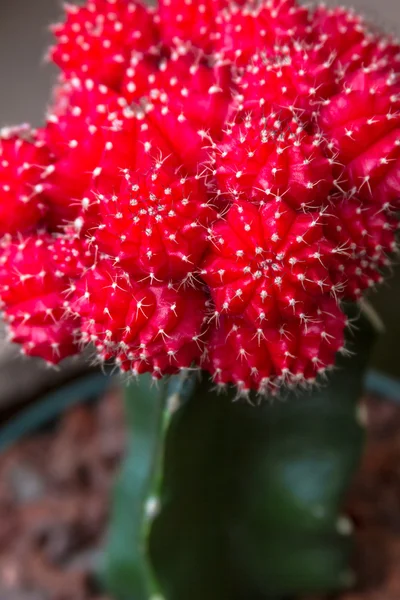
[0,0,398,395]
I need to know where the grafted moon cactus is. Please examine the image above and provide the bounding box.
[0,0,397,394]
[0,2,396,600]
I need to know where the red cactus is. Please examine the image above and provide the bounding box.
[214,0,310,65]
[41,78,149,228]
[120,50,160,100]
[320,67,400,210]
[235,43,337,120]
[324,198,398,299]
[0,127,51,236]
[143,94,210,173]
[0,0,398,394]
[310,5,400,77]
[211,112,334,210]
[204,297,346,394]
[50,0,159,89]
[71,259,209,377]
[201,200,343,321]
[90,161,216,283]
[157,0,247,54]
[122,46,233,139]
[0,235,92,363]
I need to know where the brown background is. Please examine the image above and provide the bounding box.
[0,0,399,378]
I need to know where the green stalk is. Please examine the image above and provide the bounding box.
[102,371,196,600]
[148,308,377,600]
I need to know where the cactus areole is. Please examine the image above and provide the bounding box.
[0,0,398,396]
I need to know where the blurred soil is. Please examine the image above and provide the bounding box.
[0,393,400,600]
[0,390,125,600]
[333,396,400,600]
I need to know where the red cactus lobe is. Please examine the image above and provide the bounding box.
[90,162,216,283]
[310,5,400,78]
[52,235,95,278]
[215,0,310,65]
[0,235,91,363]
[69,99,206,236]
[0,127,51,236]
[235,43,337,120]
[122,47,233,139]
[155,53,233,140]
[144,95,209,173]
[72,260,209,377]
[157,0,244,54]
[212,112,333,210]
[320,67,400,209]
[204,297,346,394]
[201,201,342,326]
[310,6,368,70]
[121,50,160,100]
[41,78,148,228]
[158,0,213,52]
[324,198,398,299]
[51,0,159,89]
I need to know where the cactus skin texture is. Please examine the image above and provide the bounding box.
[201,199,348,392]
[50,0,159,88]
[149,311,376,600]
[0,127,51,236]
[0,0,398,393]
[157,0,248,54]
[214,0,310,65]
[0,234,92,363]
[72,259,210,378]
[90,163,216,283]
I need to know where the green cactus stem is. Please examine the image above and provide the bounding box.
[148,309,377,600]
[102,307,377,600]
[102,371,196,600]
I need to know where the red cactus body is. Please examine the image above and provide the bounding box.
[214,0,310,65]
[0,235,92,363]
[320,68,400,209]
[0,0,398,394]
[41,78,151,228]
[72,260,209,377]
[157,0,247,54]
[310,5,400,77]
[201,200,343,322]
[212,112,334,210]
[90,162,216,283]
[0,127,51,236]
[235,44,337,120]
[142,91,214,173]
[50,0,159,89]
[204,297,346,394]
[324,198,398,299]
[122,47,233,139]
